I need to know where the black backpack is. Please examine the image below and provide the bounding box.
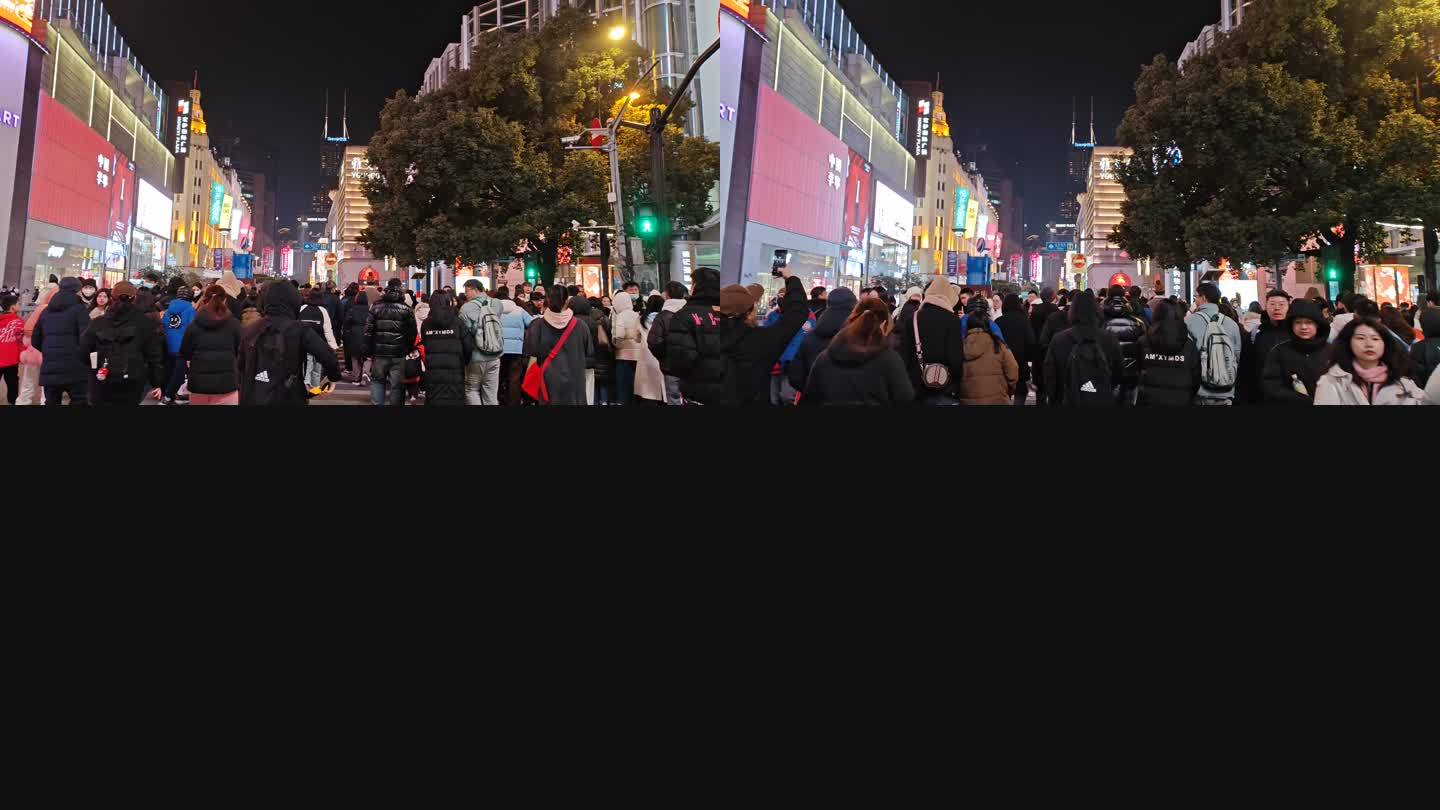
[92,317,145,388]
[1065,334,1115,406]
[241,319,305,405]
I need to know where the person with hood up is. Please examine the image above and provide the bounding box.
[239,281,341,405]
[1135,299,1201,406]
[1409,308,1440,389]
[645,281,689,405]
[799,297,913,405]
[522,287,594,405]
[1239,289,1292,403]
[79,282,166,405]
[1101,285,1147,405]
[896,277,967,405]
[715,266,810,406]
[788,286,856,397]
[341,283,370,385]
[666,266,724,405]
[158,284,197,404]
[1315,317,1428,405]
[413,293,431,332]
[956,296,1019,405]
[1042,292,1122,406]
[365,279,418,406]
[32,277,94,405]
[178,285,242,405]
[608,287,644,405]
[569,295,611,404]
[494,287,534,406]
[1260,298,1330,405]
[419,290,472,405]
[995,293,1036,405]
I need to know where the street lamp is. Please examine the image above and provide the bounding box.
[629,91,641,101]
[608,25,627,41]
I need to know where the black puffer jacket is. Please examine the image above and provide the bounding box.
[995,309,1036,385]
[239,282,342,406]
[570,296,613,383]
[667,267,723,404]
[419,308,472,405]
[1409,309,1440,388]
[897,302,967,400]
[1101,296,1146,392]
[79,302,167,393]
[800,331,914,406]
[1135,319,1201,406]
[788,288,856,393]
[1029,301,1058,348]
[179,310,241,395]
[365,287,416,359]
[1260,300,1330,404]
[341,295,368,353]
[1241,315,1290,403]
[33,281,93,386]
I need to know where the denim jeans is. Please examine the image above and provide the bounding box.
[664,375,683,405]
[370,356,405,406]
[613,360,636,405]
[465,357,501,405]
[164,354,187,399]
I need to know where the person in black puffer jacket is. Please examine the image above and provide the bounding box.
[1135,299,1201,406]
[788,286,856,395]
[666,266,723,405]
[32,277,94,404]
[995,293,1036,405]
[801,297,913,405]
[341,284,370,382]
[1261,298,1330,405]
[896,277,966,405]
[180,285,242,404]
[1241,289,1294,403]
[1101,286,1146,404]
[365,280,416,405]
[419,290,472,405]
[79,281,166,406]
[1408,308,1440,389]
[570,296,612,404]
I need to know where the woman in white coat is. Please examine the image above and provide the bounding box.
[634,292,668,404]
[608,289,644,404]
[1315,317,1428,406]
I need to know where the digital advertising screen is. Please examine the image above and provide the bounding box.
[28,94,120,239]
[208,182,225,226]
[872,181,914,244]
[1,0,35,38]
[953,187,969,232]
[842,148,873,251]
[135,179,173,238]
[747,85,848,244]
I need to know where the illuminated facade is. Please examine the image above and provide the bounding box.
[1075,146,1151,289]
[911,91,998,281]
[169,88,246,273]
[326,146,398,287]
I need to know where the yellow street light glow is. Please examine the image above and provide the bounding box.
[609,25,627,40]
[629,91,641,101]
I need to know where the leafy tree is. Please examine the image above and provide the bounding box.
[361,7,718,287]
[1114,0,1440,293]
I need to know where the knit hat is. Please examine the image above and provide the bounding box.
[217,270,243,300]
[112,281,137,300]
[826,287,857,313]
[922,277,959,312]
[58,277,81,293]
[719,285,757,317]
[905,286,923,302]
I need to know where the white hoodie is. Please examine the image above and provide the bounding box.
[610,291,644,362]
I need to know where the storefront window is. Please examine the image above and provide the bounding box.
[760,245,834,304]
[867,235,909,282]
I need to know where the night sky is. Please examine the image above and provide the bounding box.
[840,0,1220,233]
[98,0,1221,238]
[102,0,475,229]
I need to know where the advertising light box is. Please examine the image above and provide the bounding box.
[965,197,979,238]
[219,195,234,233]
[842,148,873,251]
[1,0,35,38]
[135,179,172,238]
[208,182,225,226]
[872,181,914,244]
[953,187,970,232]
[747,85,848,244]
[29,94,122,240]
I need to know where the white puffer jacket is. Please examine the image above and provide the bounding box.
[1313,365,1429,406]
[609,291,644,362]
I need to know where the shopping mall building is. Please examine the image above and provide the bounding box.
[2,2,177,290]
[719,0,917,296]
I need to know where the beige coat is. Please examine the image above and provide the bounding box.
[634,318,668,402]
[957,330,1019,405]
[1314,365,1428,406]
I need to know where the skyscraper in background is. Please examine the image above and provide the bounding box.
[1057,97,1095,229]
[309,90,348,225]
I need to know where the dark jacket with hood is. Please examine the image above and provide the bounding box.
[995,307,1036,385]
[240,282,342,405]
[1101,295,1147,392]
[788,287,856,394]
[179,309,242,395]
[79,300,167,396]
[33,278,93,386]
[1409,308,1440,388]
[1261,299,1331,405]
[419,306,473,405]
[1029,301,1058,350]
[800,328,914,406]
[1135,317,1201,406]
[366,287,417,359]
[570,296,613,383]
[342,293,369,353]
[666,267,724,404]
[719,274,809,406]
[1042,295,1123,405]
[1242,312,1291,403]
[897,297,968,401]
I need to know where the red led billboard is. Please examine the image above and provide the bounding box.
[29,93,133,241]
[842,148,873,251]
[747,85,847,245]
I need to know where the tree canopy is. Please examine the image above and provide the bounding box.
[359,7,719,287]
[1114,0,1440,286]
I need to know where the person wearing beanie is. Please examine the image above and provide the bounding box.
[1184,281,1243,404]
[1409,308,1440,389]
[895,277,967,405]
[1042,292,1122,406]
[78,281,167,405]
[31,277,93,405]
[890,286,925,336]
[159,283,197,404]
[715,263,809,406]
[1261,297,1330,404]
[239,281,342,405]
[665,266,723,405]
[788,286,856,396]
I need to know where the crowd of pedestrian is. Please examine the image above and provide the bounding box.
[4,268,1437,407]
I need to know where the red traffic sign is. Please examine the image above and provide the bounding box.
[590,118,606,148]
[1071,254,1087,271]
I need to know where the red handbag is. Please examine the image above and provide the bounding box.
[521,317,579,403]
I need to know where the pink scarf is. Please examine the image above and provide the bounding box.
[1353,363,1388,385]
